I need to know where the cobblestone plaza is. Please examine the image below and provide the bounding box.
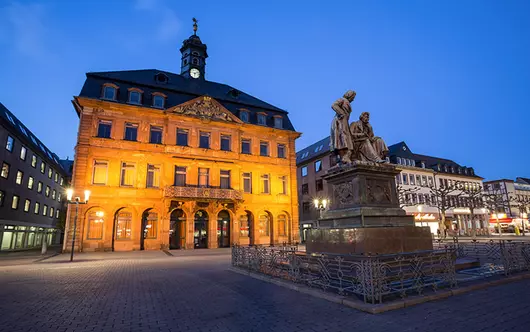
[1,250,529,332]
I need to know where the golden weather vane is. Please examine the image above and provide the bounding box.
[192,17,198,35]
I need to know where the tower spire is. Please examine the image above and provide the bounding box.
[192,17,198,35]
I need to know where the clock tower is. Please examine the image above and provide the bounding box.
[180,18,208,80]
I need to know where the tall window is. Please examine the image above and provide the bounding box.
[301,166,308,177]
[124,123,138,141]
[174,166,187,186]
[120,162,136,187]
[428,176,434,187]
[240,111,249,123]
[34,202,40,214]
[128,91,141,104]
[20,146,27,160]
[302,184,309,195]
[220,135,231,151]
[198,168,209,187]
[87,210,105,240]
[0,190,3,206]
[260,174,270,194]
[277,214,287,236]
[146,164,160,188]
[199,132,210,149]
[27,176,34,190]
[49,207,54,218]
[42,204,48,216]
[54,172,58,183]
[37,181,43,193]
[315,160,322,172]
[153,95,165,108]
[93,160,108,185]
[316,179,323,192]
[241,139,251,154]
[97,120,112,138]
[239,214,250,237]
[5,136,14,152]
[260,141,269,156]
[45,186,50,197]
[280,176,288,194]
[277,144,286,158]
[176,129,188,146]
[257,113,267,125]
[421,175,427,187]
[115,211,132,240]
[31,155,37,168]
[1,162,9,178]
[409,174,415,185]
[24,199,30,212]
[220,170,231,189]
[402,173,408,185]
[242,172,252,193]
[52,189,56,200]
[259,214,270,236]
[150,126,163,144]
[144,212,158,239]
[11,195,19,209]
[103,86,117,100]
[416,175,422,186]
[40,162,45,174]
[15,171,23,185]
[274,117,283,129]
[48,168,53,179]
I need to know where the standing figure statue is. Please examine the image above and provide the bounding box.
[350,112,388,163]
[330,90,356,164]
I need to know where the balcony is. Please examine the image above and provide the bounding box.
[164,185,243,201]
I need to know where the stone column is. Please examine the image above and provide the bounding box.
[208,212,218,249]
[186,215,194,249]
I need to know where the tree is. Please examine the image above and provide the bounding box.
[396,184,421,209]
[428,174,463,237]
[509,195,530,235]
[483,189,509,235]
[460,183,485,238]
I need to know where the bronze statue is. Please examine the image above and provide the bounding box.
[330,90,356,164]
[330,91,388,164]
[350,112,388,162]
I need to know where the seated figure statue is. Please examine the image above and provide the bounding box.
[349,112,388,163]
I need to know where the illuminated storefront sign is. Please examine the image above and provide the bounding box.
[414,213,436,221]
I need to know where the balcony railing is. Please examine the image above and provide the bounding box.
[164,185,243,200]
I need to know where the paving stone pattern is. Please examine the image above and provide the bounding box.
[0,250,529,332]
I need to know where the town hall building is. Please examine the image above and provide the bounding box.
[63,22,300,252]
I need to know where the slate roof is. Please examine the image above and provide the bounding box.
[58,159,74,178]
[0,102,68,174]
[516,177,530,185]
[78,69,296,131]
[296,137,481,178]
[296,136,330,165]
[388,141,481,178]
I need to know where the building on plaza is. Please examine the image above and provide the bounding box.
[296,138,487,240]
[0,103,69,251]
[63,24,300,252]
[483,177,530,232]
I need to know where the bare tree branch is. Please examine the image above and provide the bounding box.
[396,184,421,208]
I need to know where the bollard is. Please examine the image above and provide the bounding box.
[41,238,48,255]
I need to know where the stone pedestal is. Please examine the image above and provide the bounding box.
[309,161,433,255]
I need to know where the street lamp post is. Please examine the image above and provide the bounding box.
[66,189,90,262]
[417,205,423,227]
[313,198,329,220]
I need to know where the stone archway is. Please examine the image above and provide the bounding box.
[194,210,208,249]
[112,208,133,251]
[140,209,158,250]
[217,210,231,248]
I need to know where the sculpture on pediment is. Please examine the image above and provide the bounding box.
[172,96,234,122]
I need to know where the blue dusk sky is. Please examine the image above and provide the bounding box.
[0,0,528,181]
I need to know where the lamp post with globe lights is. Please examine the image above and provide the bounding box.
[66,188,90,262]
[314,198,329,219]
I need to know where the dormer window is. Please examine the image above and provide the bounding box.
[421,162,426,168]
[102,84,118,100]
[240,110,249,123]
[192,58,199,65]
[152,93,166,109]
[257,113,267,126]
[155,73,168,84]
[274,116,283,129]
[128,89,143,105]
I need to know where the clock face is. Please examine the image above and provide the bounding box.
[190,68,200,79]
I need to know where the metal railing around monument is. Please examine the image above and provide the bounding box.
[232,244,457,304]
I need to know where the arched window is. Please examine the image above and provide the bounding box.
[258,213,270,236]
[152,93,166,108]
[102,84,118,100]
[144,211,157,239]
[128,90,142,104]
[87,210,105,240]
[116,210,132,240]
[277,214,287,236]
[192,58,198,65]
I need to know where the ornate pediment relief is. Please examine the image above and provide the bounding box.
[167,96,242,123]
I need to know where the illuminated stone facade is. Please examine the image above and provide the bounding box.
[63,31,300,252]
